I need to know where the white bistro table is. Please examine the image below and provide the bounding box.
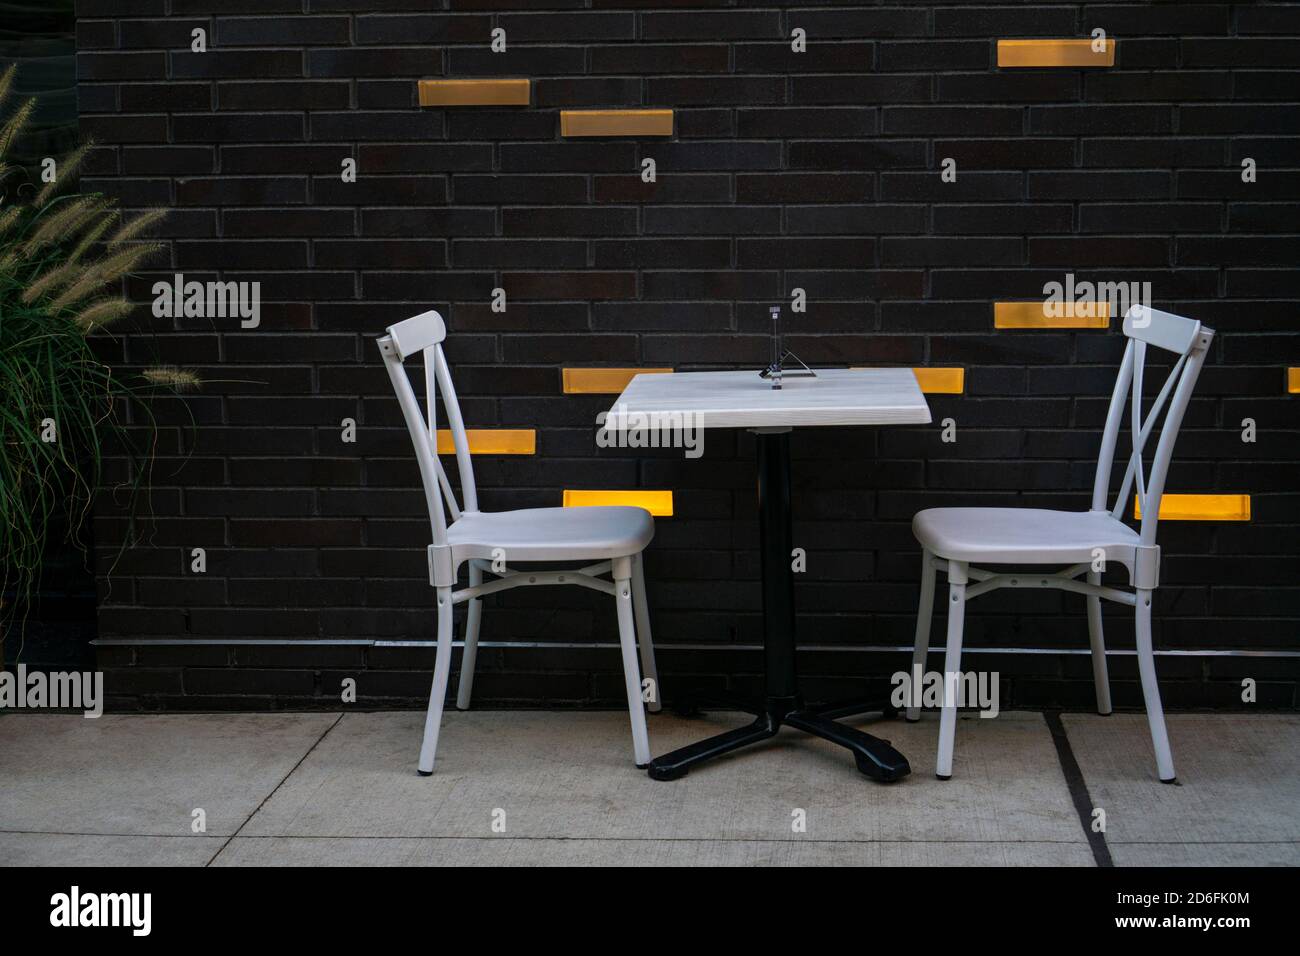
[606,367,932,782]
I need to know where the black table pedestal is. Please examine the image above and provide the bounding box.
[647,430,910,783]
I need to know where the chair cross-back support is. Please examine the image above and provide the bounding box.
[908,305,1215,782]
[377,310,662,774]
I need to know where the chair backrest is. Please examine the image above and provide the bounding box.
[377,310,477,546]
[1091,305,1215,546]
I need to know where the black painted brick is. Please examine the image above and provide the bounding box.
[75,2,1300,711]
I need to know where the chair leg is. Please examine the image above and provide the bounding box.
[417,587,456,776]
[906,549,937,721]
[1085,572,1113,716]
[630,552,662,714]
[613,557,652,768]
[936,560,968,780]
[1134,589,1176,782]
[455,563,484,711]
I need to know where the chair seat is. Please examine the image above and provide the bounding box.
[448,506,654,566]
[912,507,1139,567]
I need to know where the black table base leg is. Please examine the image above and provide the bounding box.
[646,704,910,783]
[647,712,779,781]
[782,712,911,782]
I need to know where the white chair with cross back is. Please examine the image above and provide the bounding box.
[377,309,662,775]
[907,304,1214,782]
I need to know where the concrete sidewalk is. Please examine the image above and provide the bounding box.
[1,710,1295,866]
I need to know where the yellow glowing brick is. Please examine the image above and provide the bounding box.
[998,39,1116,68]
[911,368,965,394]
[563,490,674,517]
[1134,494,1251,522]
[436,429,535,455]
[994,301,1111,329]
[1287,368,1300,394]
[562,368,673,394]
[560,109,674,137]
[418,79,530,107]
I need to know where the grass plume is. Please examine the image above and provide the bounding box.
[0,64,198,655]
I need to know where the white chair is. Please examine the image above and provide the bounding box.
[907,305,1214,782]
[378,309,662,775]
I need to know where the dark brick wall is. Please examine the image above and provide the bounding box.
[0,2,95,673]
[74,2,1299,711]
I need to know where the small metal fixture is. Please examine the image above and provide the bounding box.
[760,304,816,389]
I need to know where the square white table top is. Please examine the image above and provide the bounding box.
[605,367,931,430]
